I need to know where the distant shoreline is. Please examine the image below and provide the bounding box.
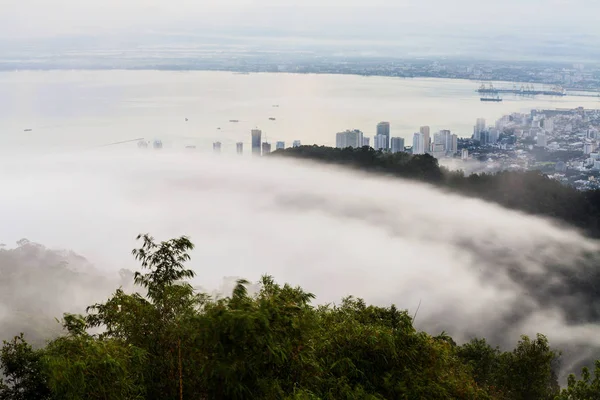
[1,67,597,93]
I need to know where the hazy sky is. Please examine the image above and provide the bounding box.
[3,0,600,40]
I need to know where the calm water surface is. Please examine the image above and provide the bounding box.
[1,70,599,153]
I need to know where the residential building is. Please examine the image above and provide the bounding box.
[251,129,262,155]
[584,142,596,154]
[451,134,458,154]
[336,129,364,148]
[420,126,431,153]
[390,137,405,153]
[376,122,390,150]
[362,137,370,147]
[412,132,425,154]
[236,142,243,154]
[488,128,499,144]
[461,148,469,160]
[432,143,446,159]
[276,141,285,150]
[262,142,271,155]
[292,140,302,148]
[213,142,221,152]
[537,133,547,148]
[374,134,388,151]
[474,118,486,141]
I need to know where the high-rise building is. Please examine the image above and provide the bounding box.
[390,137,405,153]
[451,134,458,154]
[236,142,243,154]
[537,134,547,148]
[262,142,271,155]
[432,143,446,159]
[276,141,285,150]
[461,148,469,160]
[213,142,222,152]
[544,118,555,133]
[374,134,388,151]
[251,129,262,155]
[335,129,364,148]
[420,126,431,153]
[362,137,370,147]
[488,128,499,144]
[474,118,486,141]
[412,132,424,154]
[292,140,302,148]
[376,122,390,150]
[584,142,596,154]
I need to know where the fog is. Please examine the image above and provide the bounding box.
[1,148,600,377]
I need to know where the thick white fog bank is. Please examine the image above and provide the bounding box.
[1,149,600,369]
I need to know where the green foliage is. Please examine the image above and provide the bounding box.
[0,234,583,399]
[556,360,600,400]
[43,326,146,400]
[273,146,600,238]
[0,333,50,400]
[459,335,560,400]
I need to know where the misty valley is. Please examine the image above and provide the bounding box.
[1,150,600,399]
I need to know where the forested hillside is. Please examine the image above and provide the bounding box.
[1,235,599,399]
[272,146,600,238]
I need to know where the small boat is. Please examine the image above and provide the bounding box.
[269,117,276,121]
[23,129,32,132]
[185,118,188,122]
[217,127,221,130]
[137,140,149,149]
[229,120,239,123]
[272,105,279,108]
[185,145,196,149]
[153,140,163,149]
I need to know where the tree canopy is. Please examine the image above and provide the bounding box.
[2,234,593,399]
[272,146,600,238]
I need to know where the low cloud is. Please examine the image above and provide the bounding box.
[0,148,599,379]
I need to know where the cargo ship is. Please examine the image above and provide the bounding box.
[480,96,502,102]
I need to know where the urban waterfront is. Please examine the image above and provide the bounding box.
[2,70,600,154]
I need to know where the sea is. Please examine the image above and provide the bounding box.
[1,70,599,154]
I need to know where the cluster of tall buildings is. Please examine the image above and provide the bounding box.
[212,129,301,155]
[412,126,458,157]
[473,118,500,145]
[335,122,405,153]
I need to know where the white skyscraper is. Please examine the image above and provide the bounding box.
[488,128,499,144]
[474,118,486,141]
[390,137,405,153]
[420,126,431,153]
[412,132,425,154]
[374,134,388,150]
[336,130,364,148]
[461,149,469,160]
[292,140,302,148]
[276,141,285,150]
[451,134,458,154]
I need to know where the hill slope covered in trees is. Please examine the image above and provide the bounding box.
[271,146,600,238]
[1,235,600,400]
